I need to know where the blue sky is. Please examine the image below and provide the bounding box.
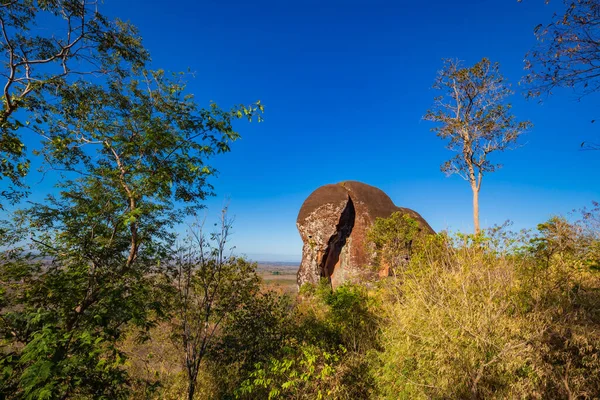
[21,0,600,261]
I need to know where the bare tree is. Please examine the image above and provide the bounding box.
[424,58,532,234]
[172,208,259,400]
[523,0,600,150]
[524,0,600,99]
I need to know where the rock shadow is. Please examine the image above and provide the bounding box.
[320,196,355,280]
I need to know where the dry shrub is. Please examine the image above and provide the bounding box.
[374,216,600,400]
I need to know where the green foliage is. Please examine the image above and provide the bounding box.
[366,212,426,275]
[212,291,293,375]
[0,64,262,397]
[320,284,380,354]
[235,281,378,399]
[6,202,600,400]
[34,70,262,214]
[0,4,267,400]
[237,344,344,400]
[0,181,175,398]
[0,234,167,398]
[0,0,149,205]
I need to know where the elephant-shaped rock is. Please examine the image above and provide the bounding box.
[296,181,433,289]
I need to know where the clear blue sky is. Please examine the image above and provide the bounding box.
[23,0,600,261]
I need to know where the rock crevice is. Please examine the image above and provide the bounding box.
[321,196,355,278]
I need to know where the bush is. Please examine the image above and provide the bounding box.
[233,280,378,399]
[373,216,600,399]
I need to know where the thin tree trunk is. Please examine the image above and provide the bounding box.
[187,376,196,400]
[472,185,480,235]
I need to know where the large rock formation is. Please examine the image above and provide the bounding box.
[296,181,433,288]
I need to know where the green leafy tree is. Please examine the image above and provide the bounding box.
[32,70,262,269]
[424,58,532,234]
[0,0,148,205]
[0,69,262,398]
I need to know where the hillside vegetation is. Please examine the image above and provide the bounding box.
[120,209,599,399]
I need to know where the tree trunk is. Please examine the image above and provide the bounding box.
[472,186,480,235]
[187,379,196,400]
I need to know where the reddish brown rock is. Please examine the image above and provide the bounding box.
[296,181,433,289]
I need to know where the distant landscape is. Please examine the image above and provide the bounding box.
[256,262,299,293]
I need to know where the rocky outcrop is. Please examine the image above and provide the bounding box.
[296,181,433,289]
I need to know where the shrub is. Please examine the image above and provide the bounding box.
[373,216,600,399]
[366,212,428,276]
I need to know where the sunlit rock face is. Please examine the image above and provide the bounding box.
[296,181,433,289]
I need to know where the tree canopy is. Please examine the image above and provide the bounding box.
[0,67,262,398]
[0,0,148,206]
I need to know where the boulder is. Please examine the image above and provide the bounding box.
[296,181,433,289]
